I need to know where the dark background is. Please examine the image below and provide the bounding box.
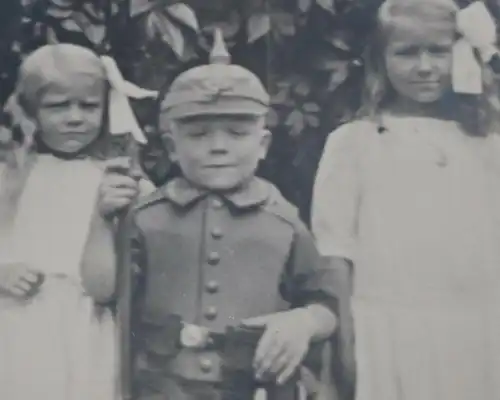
[3,0,500,222]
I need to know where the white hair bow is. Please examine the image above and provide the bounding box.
[453,1,497,94]
[100,56,157,144]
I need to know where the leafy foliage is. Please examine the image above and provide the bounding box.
[13,0,498,219]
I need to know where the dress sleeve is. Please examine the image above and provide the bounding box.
[311,122,362,261]
[281,219,337,313]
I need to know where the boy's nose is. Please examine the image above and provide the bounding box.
[209,130,229,152]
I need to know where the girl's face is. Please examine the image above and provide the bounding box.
[384,17,455,104]
[35,74,105,154]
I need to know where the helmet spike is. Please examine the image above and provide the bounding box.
[209,28,230,65]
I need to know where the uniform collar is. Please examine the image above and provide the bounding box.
[163,176,271,210]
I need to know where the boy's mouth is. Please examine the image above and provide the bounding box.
[204,164,235,169]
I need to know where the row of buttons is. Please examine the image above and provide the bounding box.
[197,198,225,373]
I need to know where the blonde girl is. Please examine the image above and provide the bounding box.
[312,1,500,400]
[0,43,154,400]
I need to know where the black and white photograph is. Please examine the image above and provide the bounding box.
[1,0,500,399]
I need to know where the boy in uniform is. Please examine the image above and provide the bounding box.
[102,30,337,400]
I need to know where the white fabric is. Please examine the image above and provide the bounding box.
[8,156,102,278]
[0,155,117,400]
[101,55,157,144]
[457,1,497,62]
[312,116,500,400]
[452,38,483,94]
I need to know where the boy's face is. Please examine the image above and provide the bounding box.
[166,114,271,191]
[384,17,455,104]
[35,74,105,154]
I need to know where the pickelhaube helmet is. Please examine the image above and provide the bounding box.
[161,29,270,119]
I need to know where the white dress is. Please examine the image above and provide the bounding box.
[0,155,117,400]
[312,116,500,400]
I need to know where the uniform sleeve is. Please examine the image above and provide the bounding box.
[281,219,338,313]
[129,216,148,298]
[311,123,362,261]
[114,212,148,304]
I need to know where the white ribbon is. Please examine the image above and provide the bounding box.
[100,56,158,144]
[453,1,498,94]
[452,38,483,94]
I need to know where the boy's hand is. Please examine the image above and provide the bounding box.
[98,157,141,218]
[0,262,44,298]
[241,309,315,385]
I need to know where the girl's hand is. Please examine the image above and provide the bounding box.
[241,309,315,385]
[0,262,44,298]
[98,157,141,218]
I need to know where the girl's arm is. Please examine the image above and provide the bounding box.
[81,158,156,303]
[326,256,355,387]
[80,211,117,304]
[311,123,362,388]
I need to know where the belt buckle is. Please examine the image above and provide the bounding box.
[180,323,209,348]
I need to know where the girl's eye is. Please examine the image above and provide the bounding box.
[187,131,206,138]
[81,101,101,110]
[429,45,451,55]
[44,101,68,109]
[394,46,419,57]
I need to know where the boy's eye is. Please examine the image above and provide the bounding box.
[228,129,250,137]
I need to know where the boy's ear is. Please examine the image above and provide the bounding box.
[161,132,178,163]
[259,128,272,160]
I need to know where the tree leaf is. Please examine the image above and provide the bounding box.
[146,11,185,58]
[248,13,271,43]
[165,3,199,33]
[285,109,303,127]
[303,102,320,112]
[316,0,336,13]
[270,87,289,105]
[272,12,296,37]
[50,0,74,8]
[47,26,60,44]
[286,110,305,136]
[266,108,280,128]
[131,0,155,17]
[72,12,106,45]
[47,4,73,19]
[298,0,313,13]
[305,114,320,127]
[293,80,310,97]
[61,18,83,33]
[327,61,350,91]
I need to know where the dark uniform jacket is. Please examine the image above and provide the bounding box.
[127,176,336,400]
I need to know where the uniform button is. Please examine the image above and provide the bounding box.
[212,198,223,209]
[211,227,223,239]
[204,306,218,320]
[199,357,213,373]
[205,280,219,293]
[207,251,220,265]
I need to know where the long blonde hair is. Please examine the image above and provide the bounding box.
[359,0,500,136]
